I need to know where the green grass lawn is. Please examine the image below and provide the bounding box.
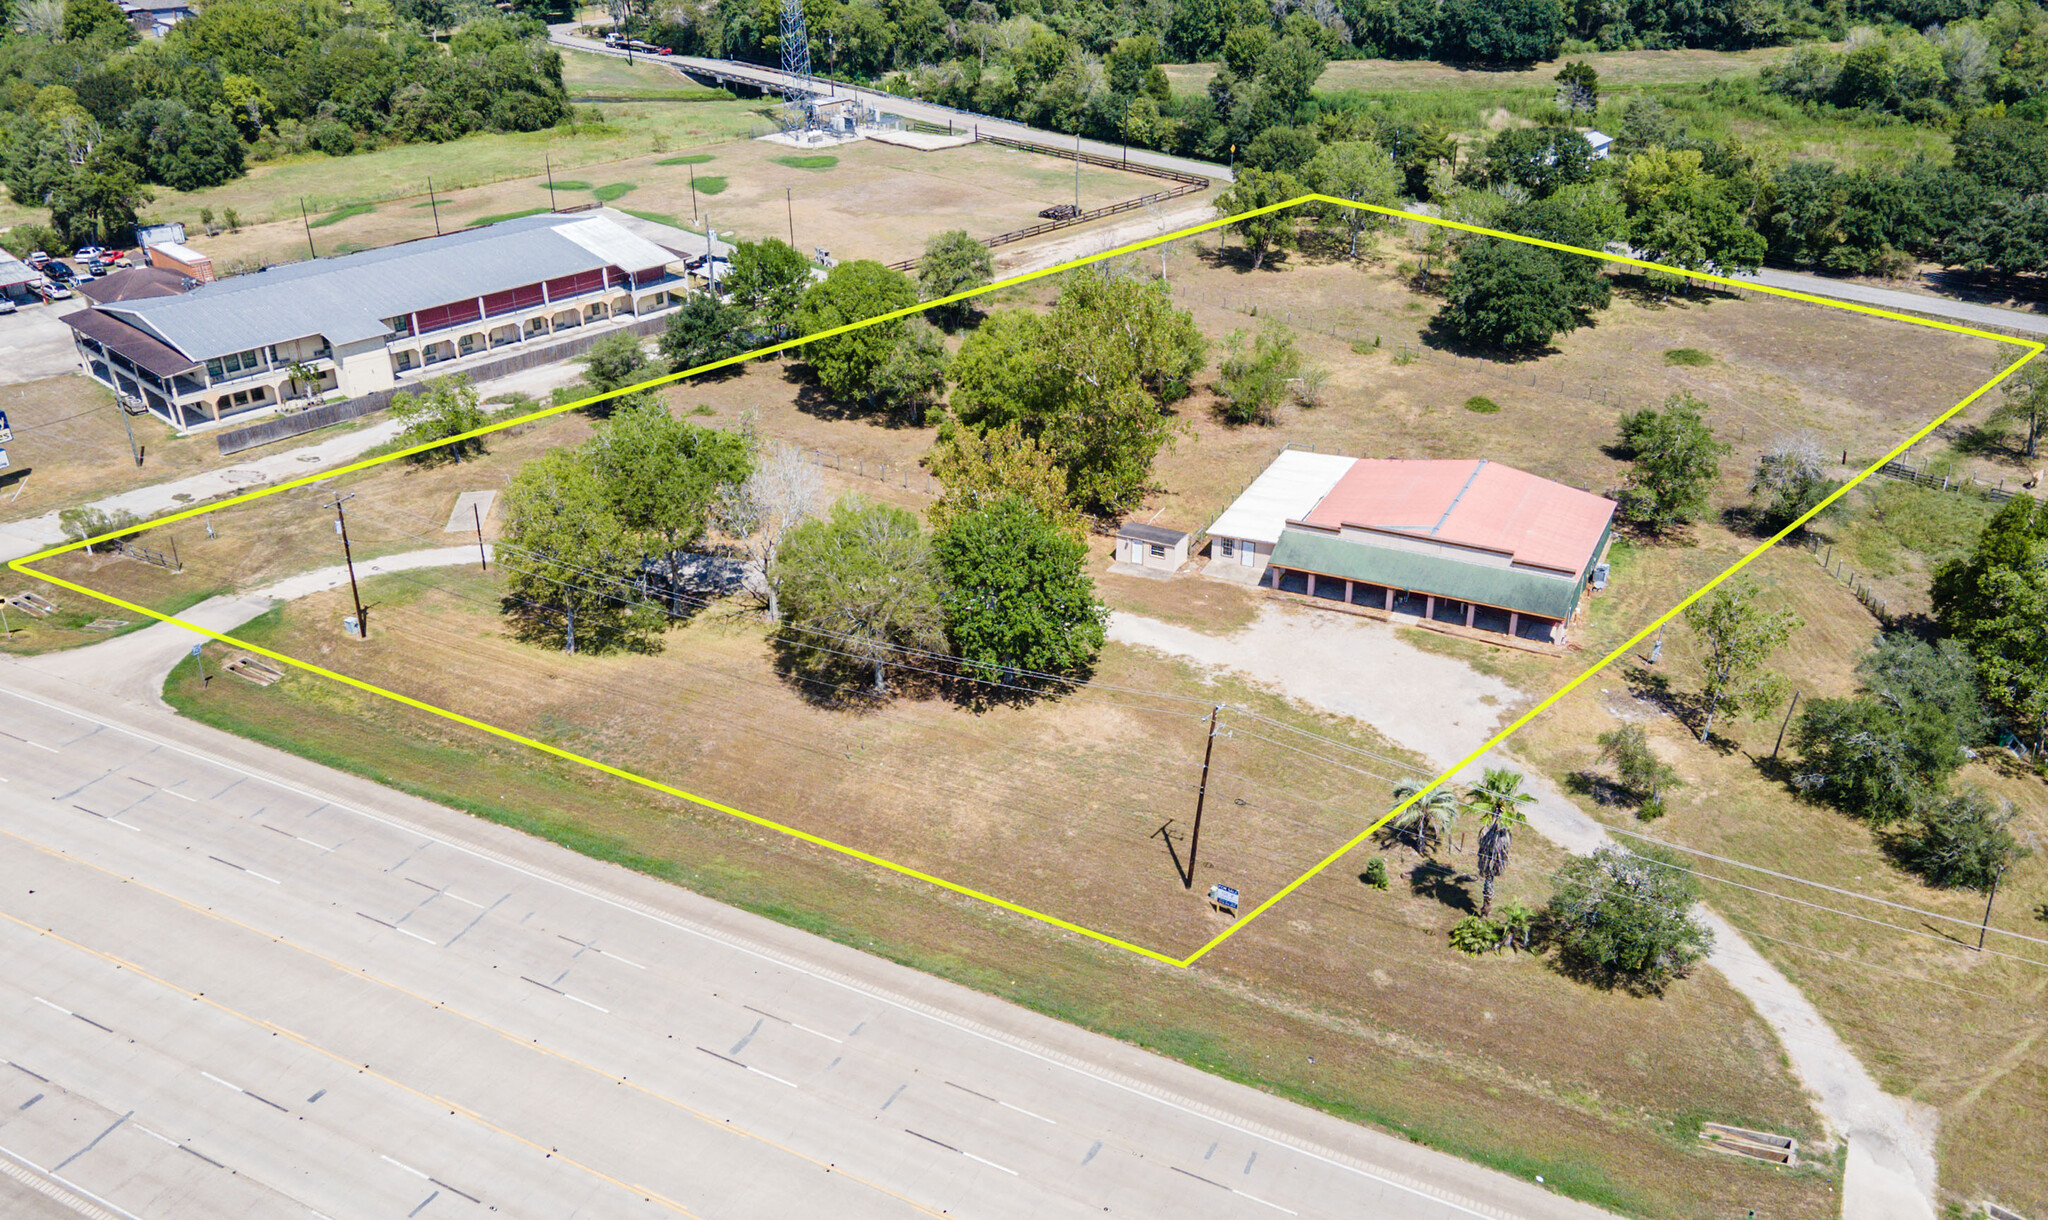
[470,206,549,226]
[656,154,715,165]
[544,179,594,191]
[621,207,687,228]
[691,175,728,195]
[309,202,376,228]
[774,154,838,170]
[592,182,636,201]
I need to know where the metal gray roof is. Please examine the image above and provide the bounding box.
[100,213,676,360]
[1117,522,1187,545]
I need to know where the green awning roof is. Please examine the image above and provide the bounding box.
[1270,528,1584,620]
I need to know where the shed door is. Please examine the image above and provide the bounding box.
[1240,540,1255,566]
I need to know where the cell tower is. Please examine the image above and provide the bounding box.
[778,0,814,132]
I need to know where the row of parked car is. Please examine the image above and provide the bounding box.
[11,247,135,307]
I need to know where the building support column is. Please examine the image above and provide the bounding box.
[1305,573,1315,598]
[1465,602,1475,628]
[1425,594,1435,620]
[1344,580,1353,603]
[1508,611,1519,636]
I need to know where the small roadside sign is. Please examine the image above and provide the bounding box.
[190,643,203,657]
[1207,884,1240,915]
[0,409,11,443]
[0,448,9,471]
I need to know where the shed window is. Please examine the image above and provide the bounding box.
[1219,538,1235,558]
[1149,543,1166,558]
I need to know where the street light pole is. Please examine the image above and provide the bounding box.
[327,492,368,638]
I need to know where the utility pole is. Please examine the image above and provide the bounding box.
[1073,129,1081,211]
[1979,864,2008,951]
[689,165,699,222]
[1184,704,1222,889]
[1771,688,1803,760]
[474,502,488,571]
[545,154,558,211]
[327,493,367,638]
[427,176,442,235]
[786,187,795,247]
[299,197,316,259]
[117,399,141,467]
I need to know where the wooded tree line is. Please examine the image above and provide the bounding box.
[0,0,570,246]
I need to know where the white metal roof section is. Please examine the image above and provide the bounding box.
[148,241,210,263]
[0,254,39,288]
[99,213,654,360]
[1205,450,1358,545]
[557,216,677,272]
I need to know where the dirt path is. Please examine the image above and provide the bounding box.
[1108,602,1940,1220]
[995,202,1219,278]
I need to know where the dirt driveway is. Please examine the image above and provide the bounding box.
[1108,601,1940,1220]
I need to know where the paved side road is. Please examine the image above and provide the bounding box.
[0,629,1619,1220]
[1108,605,1939,1220]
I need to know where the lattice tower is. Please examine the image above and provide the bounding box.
[779,0,814,129]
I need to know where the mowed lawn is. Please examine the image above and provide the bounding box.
[159,565,1835,1220]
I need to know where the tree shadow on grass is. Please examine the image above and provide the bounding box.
[787,375,930,432]
[1408,860,1476,914]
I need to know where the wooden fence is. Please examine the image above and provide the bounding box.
[1871,458,2021,502]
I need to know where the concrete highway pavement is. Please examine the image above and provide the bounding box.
[0,662,1616,1220]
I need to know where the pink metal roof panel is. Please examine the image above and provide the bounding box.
[1301,459,1615,574]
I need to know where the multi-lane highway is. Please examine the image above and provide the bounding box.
[0,660,1612,1220]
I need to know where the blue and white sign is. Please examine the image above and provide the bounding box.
[1207,884,1240,914]
[191,643,203,658]
[0,448,9,471]
[0,409,12,443]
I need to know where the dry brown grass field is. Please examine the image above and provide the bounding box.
[20,212,2044,1215]
[0,376,216,524]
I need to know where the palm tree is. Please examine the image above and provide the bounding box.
[1387,780,1462,857]
[1465,767,1536,917]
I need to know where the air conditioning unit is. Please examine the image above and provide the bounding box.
[1591,562,1610,590]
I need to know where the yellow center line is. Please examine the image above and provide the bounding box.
[1,829,951,1218]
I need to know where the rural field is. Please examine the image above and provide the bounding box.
[15,209,2043,1216]
[0,376,218,525]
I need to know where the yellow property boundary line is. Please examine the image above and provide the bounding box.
[11,196,2044,969]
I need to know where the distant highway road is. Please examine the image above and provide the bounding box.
[0,658,1612,1220]
[548,27,1232,185]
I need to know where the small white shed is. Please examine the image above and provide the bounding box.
[1583,131,1614,160]
[1116,522,1189,570]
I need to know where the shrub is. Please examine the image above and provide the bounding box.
[307,120,357,158]
[1448,914,1504,955]
[1663,348,1712,366]
[1215,321,1301,425]
[1543,847,1713,994]
[1890,789,2030,891]
[1363,856,1389,889]
[1463,395,1500,414]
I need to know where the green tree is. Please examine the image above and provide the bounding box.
[1480,126,1594,198]
[870,319,950,425]
[1387,779,1462,857]
[934,496,1106,681]
[501,449,659,655]
[1971,563,2048,756]
[794,259,920,408]
[1433,237,1602,353]
[1931,494,2048,638]
[927,421,1079,536]
[659,295,750,372]
[773,496,946,695]
[1750,434,1841,534]
[389,375,489,465]
[1306,140,1400,257]
[1893,790,2030,892]
[53,153,151,247]
[917,229,994,329]
[1988,357,2045,460]
[1683,578,1802,743]
[585,399,751,559]
[1542,847,1714,995]
[1616,392,1729,532]
[61,0,132,42]
[580,330,656,410]
[1215,168,1302,270]
[1595,723,1681,814]
[1214,321,1301,425]
[1555,60,1599,120]
[723,237,812,335]
[1620,147,1767,279]
[1465,766,1535,916]
[1437,0,1564,63]
[120,99,245,191]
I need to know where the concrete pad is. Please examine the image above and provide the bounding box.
[866,129,974,151]
[0,300,89,388]
[444,490,496,533]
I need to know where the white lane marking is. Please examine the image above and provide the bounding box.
[0,775,9,782]
[0,685,1504,1220]
[999,1100,1056,1125]
[747,1067,797,1089]
[595,947,645,969]
[31,998,68,1016]
[561,993,609,1013]
[133,1125,178,1147]
[201,1071,243,1093]
[1237,1189,1298,1215]
[962,1152,1018,1176]
[440,891,484,909]
[106,819,141,833]
[0,1141,147,1220]
[157,787,195,802]
[380,1154,429,1179]
[245,870,281,884]
[791,1023,841,1043]
[394,927,435,944]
